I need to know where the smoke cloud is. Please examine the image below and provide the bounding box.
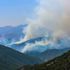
[21,40,50,53]
[23,0,70,41]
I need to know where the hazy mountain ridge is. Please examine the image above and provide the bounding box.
[0,25,27,46]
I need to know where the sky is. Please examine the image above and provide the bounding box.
[0,0,37,27]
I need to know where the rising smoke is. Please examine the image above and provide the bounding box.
[20,0,70,53]
[23,0,70,41]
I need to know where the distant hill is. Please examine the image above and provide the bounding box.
[0,45,41,70]
[19,50,70,70]
[0,25,27,46]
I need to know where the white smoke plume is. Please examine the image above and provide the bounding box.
[21,40,50,53]
[18,0,70,53]
[23,0,70,41]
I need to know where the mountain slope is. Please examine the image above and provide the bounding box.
[19,50,70,70]
[0,45,41,70]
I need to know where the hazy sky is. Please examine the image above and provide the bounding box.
[0,0,37,27]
